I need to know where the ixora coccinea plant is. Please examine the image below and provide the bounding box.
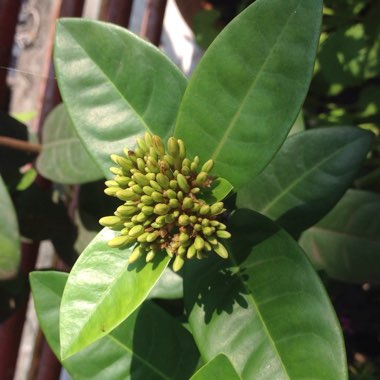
[29,0,374,378]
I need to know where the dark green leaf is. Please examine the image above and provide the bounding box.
[198,177,233,204]
[237,127,374,236]
[31,271,199,379]
[175,0,323,188]
[300,189,380,284]
[37,103,103,184]
[184,210,347,379]
[59,228,170,359]
[54,19,187,179]
[190,354,241,380]
[148,268,183,300]
[0,175,20,279]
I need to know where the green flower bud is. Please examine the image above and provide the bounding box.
[206,235,218,245]
[117,205,138,216]
[168,198,179,208]
[99,216,122,227]
[194,236,205,250]
[136,158,145,172]
[149,180,163,192]
[179,232,190,243]
[124,221,135,229]
[108,235,134,248]
[194,224,202,232]
[151,191,164,202]
[136,137,148,152]
[115,176,130,187]
[177,173,190,193]
[165,214,175,223]
[105,180,119,187]
[110,167,123,175]
[128,245,144,263]
[144,132,153,147]
[152,135,165,156]
[167,137,179,157]
[104,187,119,196]
[214,242,229,259]
[141,206,154,215]
[178,215,190,226]
[177,245,187,256]
[132,184,143,194]
[187,244,197,259]
[133,172,149,187]
[128,225,145,238]
[182,158,191,168]
[177,139,186,160]
[182,197,193,210]
[166,189,177,199]
[117,189,139,201]
[135,147,145,158]
[190,156,199,172]
[210,202,224,215]
[177,191,184,202]
[146,231,159,243]
[137,232,149,243]
[169,180,178,190]
[146,250,156,262]
[146,173,156,181]
[135,212,148,223]
[201,159,214,173]
[199,205,210,215]
[146,158,160,173]
[173,255,185,272]
[202,226,214,236]
[156,173,170,189]
[154,203,170,215]
[216,230,231,239]
[191,187,200,194]
[141,195,154,205]
[204,241,212,251]
[195,171,208,186]
[163,154,175,167]
[143,186,155,195]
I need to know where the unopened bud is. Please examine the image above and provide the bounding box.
[177,174,190,193]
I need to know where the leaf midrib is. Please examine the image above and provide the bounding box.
[210,1,301,162]
[260,137,364,215]
[60,23,151,133]
[107,334,171,380]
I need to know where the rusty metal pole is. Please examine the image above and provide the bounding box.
[140,0,167,46]
[99,0,133,27]
[0,0,22,111]
[30,1,85,380]
[0,242,40,380]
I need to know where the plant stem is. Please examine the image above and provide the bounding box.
[0,135,41,153]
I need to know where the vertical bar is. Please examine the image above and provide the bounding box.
[140,0,167,46]
[0,242,40,380]
[99,0,133,27]
[31,2,85,380]
[0,0,22,111]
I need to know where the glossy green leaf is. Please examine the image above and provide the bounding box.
[184,210,346,379]
[60,228,170,359]
[198,177,234,204]
[237,127,374,236]
[54,19,187,179]
[174,0,323,188]
[190,354,241,380]
[31,271,199,379]
[300,189,380,283]
[37,103,103,184]
[148,268,183,299]
[0,175,20,279]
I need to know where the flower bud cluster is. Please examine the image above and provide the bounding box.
[99,132,231,271]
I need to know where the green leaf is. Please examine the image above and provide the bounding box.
[237,127,374,236]
[37,103,103,184]
[148,268,183,300]
[59,228,170,359]
[0,175,20,279]
[300,189,380,284]
[174,0,323,189]
[31,271,199,380]
[198,177,234,204]
[54,19,187,179]
[184,210,347,379]
[190,354,241,380]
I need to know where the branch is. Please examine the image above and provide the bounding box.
[0,136,41,154]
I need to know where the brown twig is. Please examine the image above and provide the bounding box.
[0,135,41,153]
